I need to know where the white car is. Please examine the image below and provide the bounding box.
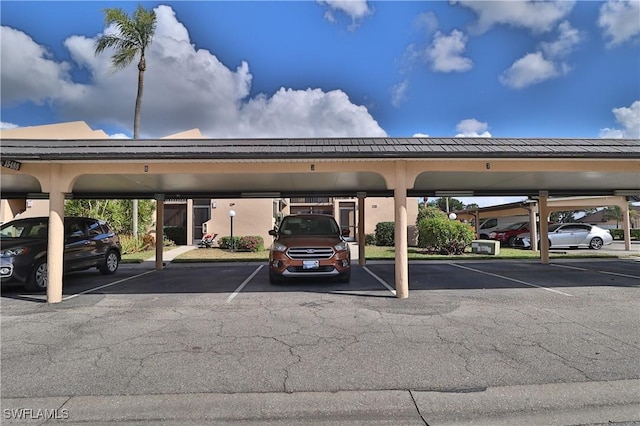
[517,223,613,250]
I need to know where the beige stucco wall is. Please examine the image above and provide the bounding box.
[0,121,109,139]
[364,197,419,245]
[203,198,276,247]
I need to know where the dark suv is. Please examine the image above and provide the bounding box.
[0,216,121,291]
[268,214,351,284]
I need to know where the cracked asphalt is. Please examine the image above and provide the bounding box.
[1,257,639,424]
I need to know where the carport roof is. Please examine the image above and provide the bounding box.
[1,137,639,200]
[2,137,639,160]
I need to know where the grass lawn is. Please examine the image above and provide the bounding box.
[121,246,177,263]
[156,245,619,263]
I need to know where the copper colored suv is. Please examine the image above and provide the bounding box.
[268,214,351,284]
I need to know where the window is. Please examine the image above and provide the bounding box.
[87,220,103,237]
[65,222,85,238]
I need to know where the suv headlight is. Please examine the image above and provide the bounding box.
[271,242,287,253]
[334,241,349,252]
[1,247,29,257]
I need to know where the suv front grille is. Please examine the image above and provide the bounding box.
[287,247,334,260]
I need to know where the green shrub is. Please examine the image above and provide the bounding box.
[375,222,395,246]
[164,226,186,245]
[609,228,640,240]
[219,236,242,250]
[365,233,376,245]
[238,236,265,252]
[118,234,148,254]
[416,205,447,225]
[417,217,474,255]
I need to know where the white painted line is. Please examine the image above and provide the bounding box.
[598,270,640,280]
[363,266,396,296]
[551,264,589,271]
[226,265,263,303]
[62,270,156,301]
[553,263,640,281]
[448,263,573,297]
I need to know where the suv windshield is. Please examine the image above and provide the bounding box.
[0,218,49,239]
[279,216,339,236]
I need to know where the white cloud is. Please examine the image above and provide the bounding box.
[317,0,372,27]
[454,0,575,34]
[598,0,640,47]
[414,11,438,35]
[0,5,385,138]
[413,133,429,137]
[390,79,409,108]
[1,121,18,129]
[499,21,580,90]
[540,21,581,58]
[599,100,640,139]
[0,26,85,105]
[108,133,130,139]
[455,118,491,137]
[499,52,558,89]
[425,30,473,73]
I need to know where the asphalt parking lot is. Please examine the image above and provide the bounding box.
[2,257,639,424]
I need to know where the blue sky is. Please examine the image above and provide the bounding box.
[1,0,639,141]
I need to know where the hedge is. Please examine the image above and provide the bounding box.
[375,222,395,246]
[219,235,265,252]
[609,229,640,240]
[164,226,186,245]
[417,217,474,255]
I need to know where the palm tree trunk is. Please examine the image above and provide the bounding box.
[132,62,145,238]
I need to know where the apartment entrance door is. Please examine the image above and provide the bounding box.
[192,199,211,242]
[339,202,356,241]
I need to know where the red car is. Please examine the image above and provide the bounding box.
[488,221,531,247]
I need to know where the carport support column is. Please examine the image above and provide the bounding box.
[394,162,409,299]
[155,195,165,270]
[47,165,65,304]
[622,203,631,251]
[528,204,538,252]
[357,192,366,266]
[538,192,550,264]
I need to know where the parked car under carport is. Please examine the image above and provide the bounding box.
[0,216,121,292]
[515,223,613,250]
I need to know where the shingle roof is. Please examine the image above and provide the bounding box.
[2,137,639,160]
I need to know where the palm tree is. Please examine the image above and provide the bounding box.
[95,5,157,238]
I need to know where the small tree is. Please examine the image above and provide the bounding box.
[416,205,447,226]
[65,199,154,235]
[418,217,474,255]
[374,222,395,246]
[427,197,465,212]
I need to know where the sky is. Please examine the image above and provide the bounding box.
[1,0,639,207]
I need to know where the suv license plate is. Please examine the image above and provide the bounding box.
[303,260,319,269]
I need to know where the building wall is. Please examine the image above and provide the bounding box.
[204,198,276,246]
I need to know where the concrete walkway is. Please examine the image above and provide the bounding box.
[143,245,199,264]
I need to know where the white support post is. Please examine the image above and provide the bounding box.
[357,192,366,267]
[538,192,550,264]
[155,195,165,270]
[46,166,65,304]
[394,162,409,299]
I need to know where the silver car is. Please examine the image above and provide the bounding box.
[517,223,613,250]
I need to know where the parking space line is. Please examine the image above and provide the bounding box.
[551,264,589,271]
[62,270,156,301]
[226,265,263,303]
[598,270,640,280]
[448,263,573,296]
[552,263,640,281]
[363,266,396,296]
